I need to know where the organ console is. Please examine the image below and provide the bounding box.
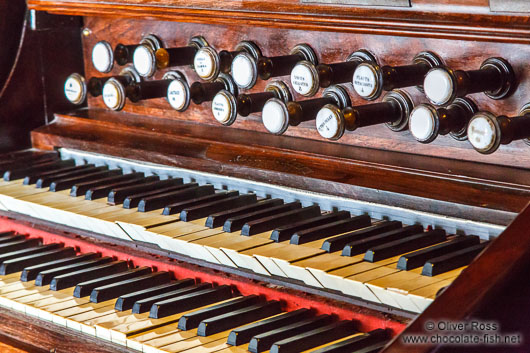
[2,0,530,352]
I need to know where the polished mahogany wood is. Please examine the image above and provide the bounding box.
[26,1,530,44]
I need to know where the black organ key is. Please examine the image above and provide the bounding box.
[0,150,44,162]
[85,175,160,200]
[0,243,61,263]
[50,260,129,291]
[69,172,146,197]
[20,252,100,282]
[178,295,260,330]
[206,198,284,229]
[242,205,322,236]
[339,224,422,256]
[223,201,301,233]
[149,285,233,319]
[310,328,390,353]
[35,256,113,286]
[227,308,315,346]
[0,239,42,256]
[4,159,76,181]
[248,314,334,353]
[0,153,58,174]
[122,182,195,209]
[269,320,357,353]
[73,266,152,298]
[270,211,351,243]
[0,232,18,242]
[137,184,215,212]
[35,165,105,188]
[290,215,372,245]
[0,235,26,244]
[90,271,172,303]
[107,178,182,205]
[364,229,447,263]
[198,300,282,336]
[49,169,122,192]
[0,247,77,275]
[0,150,56,163]
[132,283,212,314]
[23,164,93,185]
[422,241,489,277]
[397,235,481,271]
[163,190,240,215]
[180,193,258,222]
[115,278,195,311]
[334,221,404,255]
[0,150,45,164]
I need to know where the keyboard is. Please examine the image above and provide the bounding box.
[0,234,391,353]
[0,149,496,313]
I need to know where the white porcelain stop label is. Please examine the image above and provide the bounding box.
[64,75,85,105]
[291,63,315,96]
[211,93,232,124]
[316,107,341,139]
[231,54,255,88]
[194,49,216,79]
[468,115,496,151]
[102,81,122,110]
[92,41,113,73]
[167,80,188,111]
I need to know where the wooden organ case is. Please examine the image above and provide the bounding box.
[0,0,530,352]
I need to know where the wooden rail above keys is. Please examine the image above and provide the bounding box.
[26,1,530,43]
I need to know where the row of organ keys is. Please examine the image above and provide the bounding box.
[63,34,530,154]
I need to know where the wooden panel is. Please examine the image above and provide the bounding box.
[0,0,25,93]
[0,11,83,153]
[26,0,530,43]
[301,0,411,6]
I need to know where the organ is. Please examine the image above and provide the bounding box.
[0,0,530,352]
